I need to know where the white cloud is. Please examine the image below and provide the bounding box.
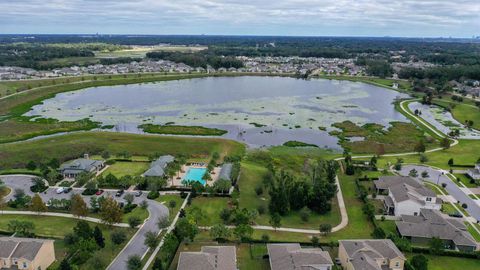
[0,0,479,37]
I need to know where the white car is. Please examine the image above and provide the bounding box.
[56,187,65,194]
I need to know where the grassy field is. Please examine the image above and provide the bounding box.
[406,253,480,270]
[315,75,411,92]
[188,196,231,226]
[466,223,480,242]
[94,45,207,58]
[156,194,185,222]
[331,121,438,154]
[0,131,245,169]
[140,124,228,136]
[433,97,480,131]
[453,173,477,188]
[103,161,150,177]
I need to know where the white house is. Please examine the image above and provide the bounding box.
[374,176,442,217]
[467,164,480,180]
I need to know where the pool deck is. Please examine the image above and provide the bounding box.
[169,164,221,187]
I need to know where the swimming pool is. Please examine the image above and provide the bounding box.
[182,167,207,185]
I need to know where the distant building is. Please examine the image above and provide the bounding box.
[374,176,441,216]
[0,237,55,270]
[396,209,477,252]
[177,246,236,270]
[267,243,333,270]
[467,164,480,180]
[338,239,405,270]
[143,155,175,177]
[59,154,105,178]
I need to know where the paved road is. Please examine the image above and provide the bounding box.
[398,165,480,222]
[0,175,169,270]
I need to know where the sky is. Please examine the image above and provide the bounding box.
[0,0,479,37]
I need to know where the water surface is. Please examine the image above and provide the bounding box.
[25,76,409,148]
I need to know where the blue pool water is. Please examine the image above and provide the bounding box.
[182,168,207,185]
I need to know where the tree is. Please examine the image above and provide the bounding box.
[128,216,142,229]
[419,154,428,163]
[93,226,105,248]
[414,140,426,153]
[441,138,450,149]
[127,255,142,270]
[101,150,111,159]
[319,223,332,235]
[7,220,35,237]
[410,254,428,270]
[421,171,429,178]
[144,231,159,249]
[209,224,231,242]
[299,206,311,222]
[448,158,454,166]
[124,193,135,205]
[30,194,47,213]
[111,230,127,245]
[157,216,170,230]
[71,194,88,217]
[428,237,444,255]
[269,213,282,231]
[74,220,92,240]
[233,224,253,242]
[408,169,418,178]
[219,208,231,223]
[311,236,320,247]
[372,227,386,239]
[213,179,231,193]
[152,258,164,270]
[26,160,37,170]
[174,218,198,242]
[31,177,47,192]
[59,259,72,270]
[99,197,123,225]
[261,234,270,243]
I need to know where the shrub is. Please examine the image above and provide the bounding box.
[147,190,159,199]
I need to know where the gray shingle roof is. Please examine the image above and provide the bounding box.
[374,176,422,190]
[339,239,405,270]
[59,158,104,173]
[267,243,333,270]
[396,209,477,247]
[374,176,438,205]
[177,246,236,270]
[143,155,174,177]
[0,237,54,261]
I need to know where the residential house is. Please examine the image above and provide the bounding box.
[143,155,175,177]
[467,163,480,180]
[59,154,105,178]
[338,239,405,270]
[267,243,333,270]
[396,209,478,252]
[0,237,55,270]
[374,176,441,216]
[177,246,236,270]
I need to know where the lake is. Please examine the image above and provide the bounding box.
[25,76,409,148]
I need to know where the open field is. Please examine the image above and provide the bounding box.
[315,75,411,92]
[103,161,150,177]
[94,45,207,58]
[0,131,245,169]
[188,196,231,226]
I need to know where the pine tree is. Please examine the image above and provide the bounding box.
[93,226,105,248]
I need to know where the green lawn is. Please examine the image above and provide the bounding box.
[453,173,477,188]
[140,124,227,136]
[424,182,448,195]
[0,131,245,169]
[406,253,480,270]
[188,196,231,226]
[122,206,149,223]
[157,194,185,222]
[377,220,397,235]
[103,161,150,177]
[433,98,480,131]
[466,223,480,242]
[441,203,459,215]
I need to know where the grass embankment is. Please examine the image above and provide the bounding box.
[282,140,318,148]
[314,75,411,93]
[433,97,480,131]
[102,161,150,178]
[0,215,135,270]
[405,253,480,270]
[0,131,245,169]
[140,124,227,136]
[331,120,437,154]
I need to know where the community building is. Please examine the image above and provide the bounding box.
[177,246,236,270]
[338,239,405,270]
[143,155,175,177]
[374,176,441,216]
[58,154,105,178]
[267,243,333,270]
[396,209,478,252]
[0,237,55,270]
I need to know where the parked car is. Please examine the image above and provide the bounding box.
[115,189,124,197]
[135,190,143,197]
[95,189,104,196]
[449,212,463,218]
[335,258,341,265]
[63,187,72,193]
[56,187,65,194]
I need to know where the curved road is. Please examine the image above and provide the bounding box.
[0,175,169,270]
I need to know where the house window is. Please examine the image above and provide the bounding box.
[23,262,28,268]
[426,197,432,202]
[414,212,418,216]
[395,261,400,267]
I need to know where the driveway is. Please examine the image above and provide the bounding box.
[398,165,480,222]
[0,175,169,270]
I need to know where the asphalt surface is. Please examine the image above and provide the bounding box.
[0,175,169,270]
[398,165,480,222]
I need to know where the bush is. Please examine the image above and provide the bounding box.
[257,205,266,215]
[123,203,138,213]
[255,185,263,196]
[147,190,160,199]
